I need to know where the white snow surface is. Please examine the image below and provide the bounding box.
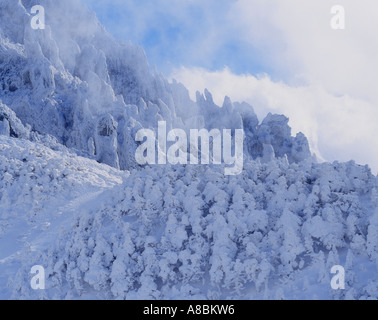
[0,0,376,300]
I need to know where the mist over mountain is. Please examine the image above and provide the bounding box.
[0,0,377,300]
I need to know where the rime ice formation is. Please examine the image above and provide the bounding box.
[0,0,377,300]
[0,0,311,169]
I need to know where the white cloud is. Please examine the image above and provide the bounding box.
[170,67,378,174]
[169,0,378,174]
[228,0,378,102]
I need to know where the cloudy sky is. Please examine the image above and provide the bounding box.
[84,0,378,174]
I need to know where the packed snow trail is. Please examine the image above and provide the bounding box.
[0,135,128,299]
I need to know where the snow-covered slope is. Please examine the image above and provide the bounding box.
[0,135,127,299]
[0,0,377,300]
[1,135,377,299]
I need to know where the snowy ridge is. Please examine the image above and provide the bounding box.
[0,0,311,169]
[0,0,377,300]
